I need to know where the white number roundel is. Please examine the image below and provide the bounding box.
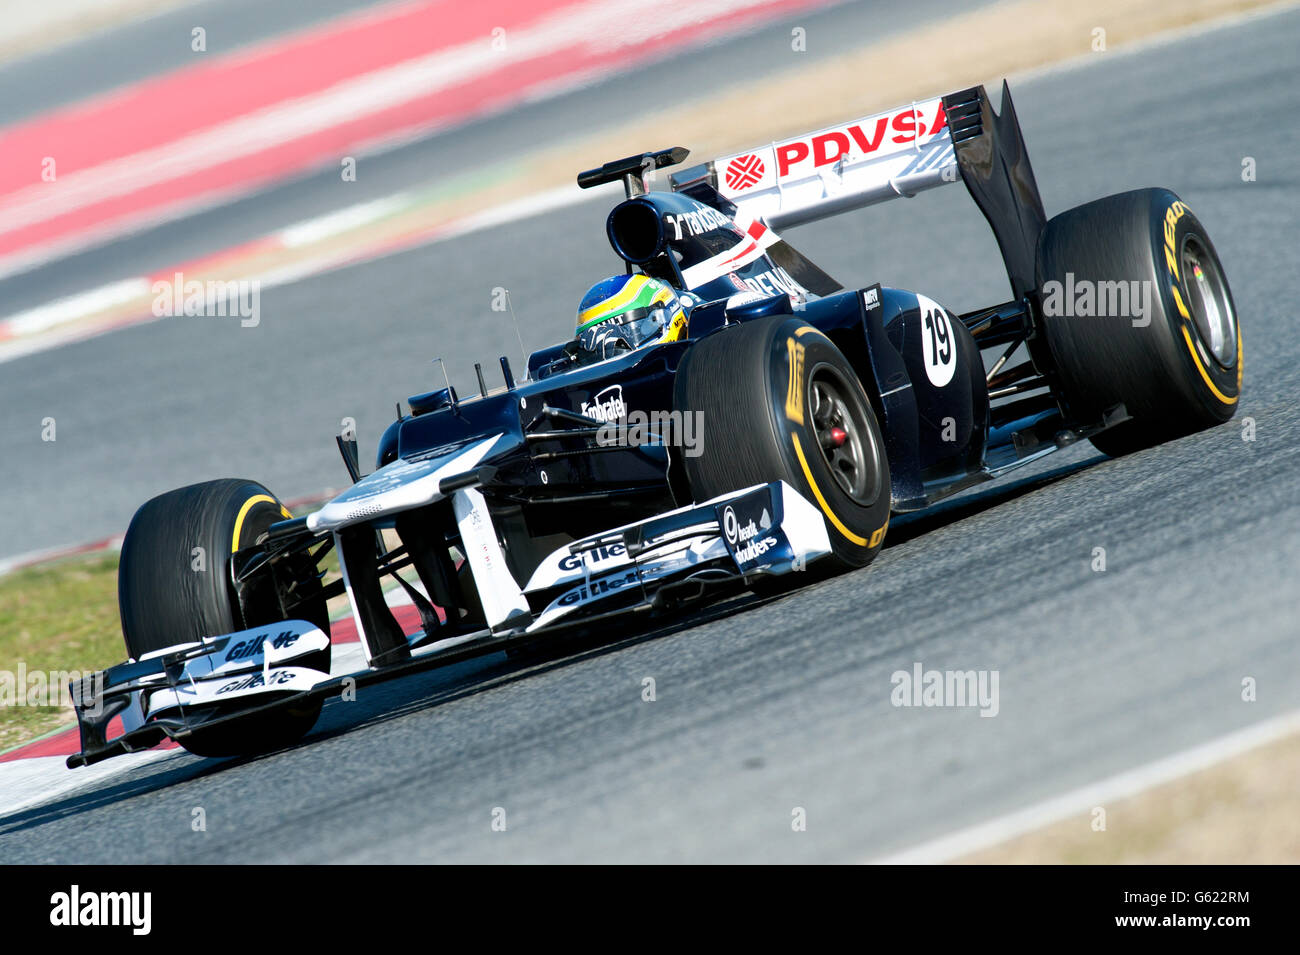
[917,294,956,387]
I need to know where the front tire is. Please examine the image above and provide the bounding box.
[1035,188,1241,457]
[674,316,891,573]
[118,479,330,757]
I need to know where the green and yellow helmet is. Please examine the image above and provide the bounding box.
[574,274,688,360]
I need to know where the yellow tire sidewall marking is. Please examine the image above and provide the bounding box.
[1179,326,1238,406]
[791,432,887,548]
[785,337,806,425]
[231,494,291,553]
[1164,200,1237,407]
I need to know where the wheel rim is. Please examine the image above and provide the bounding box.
[807,364,881,504]
[1179,235,1237,369]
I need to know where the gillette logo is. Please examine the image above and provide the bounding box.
[225,629,300,661]
[558,542,627,572]
[557,569,639,606]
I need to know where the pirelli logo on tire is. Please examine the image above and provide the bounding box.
[785,338,806,425]
[1163,199,1194,331]
[1162,200,1187,282]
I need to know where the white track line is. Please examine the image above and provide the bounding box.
[2,278,151,336]
[278,194,412,248]
[871,708,1300,864]
[0,749,180,819]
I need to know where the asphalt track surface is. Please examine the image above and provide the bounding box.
[3,6,1300,861]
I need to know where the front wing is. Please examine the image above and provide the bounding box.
[67,481,831,767]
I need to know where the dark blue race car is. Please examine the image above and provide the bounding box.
[68,83,1241,765]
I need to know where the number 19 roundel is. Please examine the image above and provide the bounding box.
[917,293,957,387]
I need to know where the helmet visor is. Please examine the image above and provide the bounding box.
[576,306,669,358]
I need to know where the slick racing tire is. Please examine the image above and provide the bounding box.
[118,479,330,758]
[1035,188,1241,458]
[675,315,891,573]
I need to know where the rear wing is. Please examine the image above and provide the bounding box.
[670,82,1047,300]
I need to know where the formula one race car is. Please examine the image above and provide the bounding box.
[68,82,1241,765]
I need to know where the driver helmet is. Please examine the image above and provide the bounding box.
[574,274,689,360]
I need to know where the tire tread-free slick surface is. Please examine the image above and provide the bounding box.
[1035,188,1240,457]
[674,315,891,569]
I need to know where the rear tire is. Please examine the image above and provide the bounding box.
[674,316,891,575]
[1035,188,1241,457]
[118,479,329,757]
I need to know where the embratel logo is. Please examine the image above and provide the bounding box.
[50,886,152,935]
[580,385,627,422]
[724,153,765,191]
